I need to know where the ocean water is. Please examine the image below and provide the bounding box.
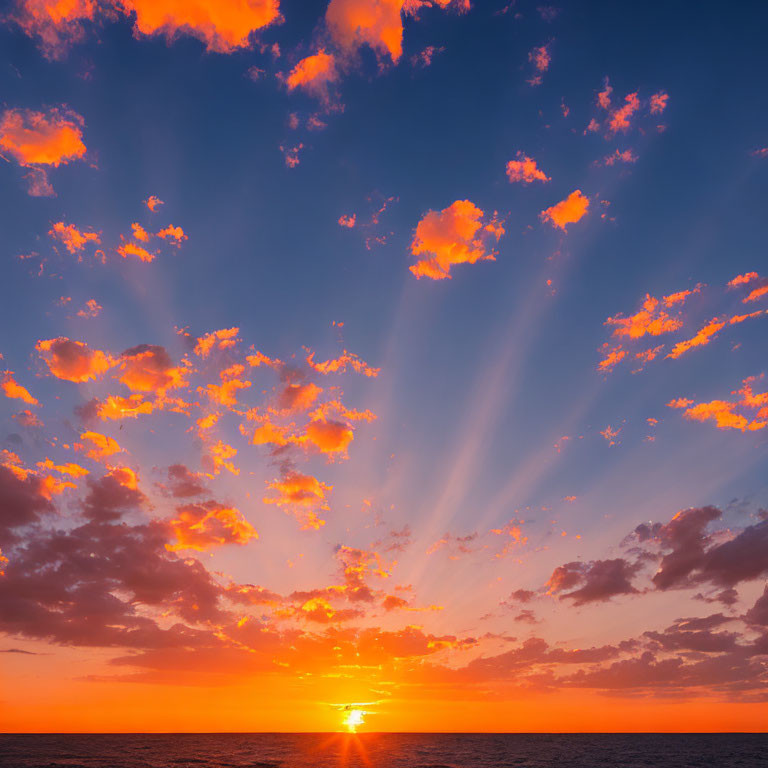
[0,733,766,768]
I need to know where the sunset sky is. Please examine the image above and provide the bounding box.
[1,0,768,734]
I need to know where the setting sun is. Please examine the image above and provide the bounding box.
[342,708,366,733]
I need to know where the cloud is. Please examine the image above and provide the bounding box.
[409,199,505,280]
[276,381,322,412]
[95,394,155,420]
[540,190,589,231]
[48,222,101,255]
[305,418,354,455]
[547,559,640,605]
[81,467,145,522]
[1,373,39,406]
[10,0,99,59]
[605,294,685,340]
[76,431,122,461]
[745,586,768,626]
[506,153,550,184]
[37,337,113,382]
[13,410,44,428]
[285,49,338,100]
[115,0,281,53]
[166,501,257,551]
[631,506,768,593]
[194,328,240,358]
[608,92,640,133]
[116,240,157,262]
[160,464,208,498]
[156,224,187,244]
[12,0,281,58]
[75,299,103,319]
[0,456,55,545]
[305,350,379,377]
[325,0,407,63]
[202,364,251,408]
[527,43,550,85]
[23,166,55,196]
[0,106,86,166]
[144,195,164,211]
[666,317,726,359]
[649,91,669,115]
[602,148,638,166]
[597,79,612,110]
[118,344,188,394]
[597,344,627,373]
[668,376,768,433]
[263,470,332,530]
[728,272,759,289]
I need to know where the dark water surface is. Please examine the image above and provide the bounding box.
[1,734,766,768]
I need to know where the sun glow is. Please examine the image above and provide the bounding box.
[342,707,365,732]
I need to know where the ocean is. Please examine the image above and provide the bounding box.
[0,733,766,768]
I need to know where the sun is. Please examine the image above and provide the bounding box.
[342,707,365,733]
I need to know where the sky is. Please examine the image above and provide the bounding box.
[1,0,768,734]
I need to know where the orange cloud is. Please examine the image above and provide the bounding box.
[326,0,406,63]
[118,345,188,394]
[409,199,505,280]
[166,501,257,551]
[144,195,164,211]
[11,0,98,59]
[306,349,379,377]
[116,0,281,53]
[608,92,640,133]
[305,419,354,455]
[1,373,39,406]
[597,344,627,373]
[205,440,239,476]
[76,431,122,461]
[338,214,356,228]
[131,223,150,242]
[666,318,725,360]
[48,222,101,255]
[263,471,332,530]
[249,415,298,448]
[203,365,252,408]
[506,153,550,184]
[605,295,684,340]
[194,327,240,358]
[600,425,621,445]
[527,43,550,84]
[540,190,589,231]
[597,79,612,110]
[669,377,768,433]
[76,299,102,319]
[96,394,155,420]
[156,224,187,244]
[116,240,157,262]
[286,49,338,98]
[725,270,768,304]
[649,91,669,115]
[276,382,322,413]
[37,337,113,382]
[728,271,758,288]
[602,148,637,166]
[744,284,768,304]
[38,459,89,479]
[0,107,86,166]
[309,399,375,424]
